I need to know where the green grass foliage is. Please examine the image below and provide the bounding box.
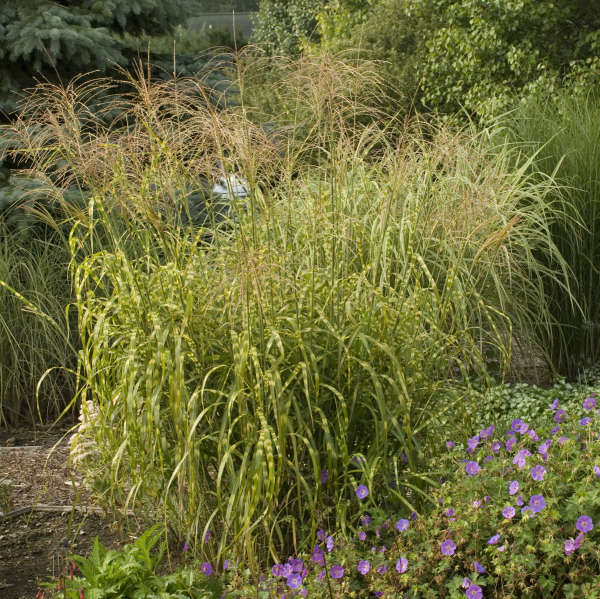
[6,55,572,566]
[499,90,600,378]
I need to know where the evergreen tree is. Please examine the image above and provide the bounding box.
[0,0,189,117]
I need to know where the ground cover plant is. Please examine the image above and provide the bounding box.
[5,52,575,571]
[47,393,600,598]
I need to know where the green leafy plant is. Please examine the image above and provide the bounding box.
[45,526,223,599]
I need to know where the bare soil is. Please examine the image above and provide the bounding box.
[0,427,142,599]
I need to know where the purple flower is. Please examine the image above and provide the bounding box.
[201,562,213,576]
[204,530,211,543]
[564,538,577,556]
[317,529,327,541]
[529,494,546,513]
[466,584,483,599]
[321,470,328,484]
[558,436,570,445]
[530,465,546,481]
[316,570,325,582]
[286,574,302,589]
[361,514,371,526]
[528,429,539,441]
[411,511,418,520]
[358,531,367,541]
[472,500,481,509]
[594,465,600,478]
[223,559,230,570]
[290,558,303,573]
[445,508,455,517]
[491,441,502,453]
[446,440,455,450]
[509,480,520,495]
[282,564,293,577]
[480,425,495,439]
[497,545,505,552]
[473,561,485,573]
[377,563,387,574]
[554,409,567,423]
[312,547,324,565]
[505,437,517,452]
[272,564,283,577]
[516,495,524,506]
[467,435,480,453]
[357,560,370,575]
[182,541,189,552]
[462,578,472,589]
[440,539,456,556]
[488,534,501,545]
[396,557,408,573]
[395,518,410,532]
[484,495,491,502]
[576,515,594,533]
[326,536,334,552]
[502,505,516,519]
[511,419,529,434]
[329,565,344,579]
[483,455,494,462]
[513,449,531,469]
[583,397,597,410]
[551,398,559,410]
[580,417,591,426]
[355,485,369,500]
[465,461,481,476]
[538,440,551,455]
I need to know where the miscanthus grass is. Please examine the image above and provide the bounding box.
[6,53,570,567]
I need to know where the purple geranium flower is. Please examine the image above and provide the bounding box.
[440,539,456,556]
[467,435,480,453]
[583,397,597,410]
[565,538,577,556]
[317,529,327,541]
[488,534,500,545]
[396,557,408,573]
[530,465,546,481]
[509,480,520,495]
[358,531,367,541]
[513,449,531,469]
[466,584,483,599]
[480,424,495,439]
[594,465,600,478]
[511,419,529,434]
[201,562,213,576]
[396,518,410,532]
[361,514,371,526]
[576,515,594,533]
[554,409,567,423]
[505,437,517,452]
[446,440,455,450]
[462,578,472,589]
[502,505,516,519]
[465,461,481,476]
[326,536,334,552]
[491,441,502,453]
[473,561,485,573]
[529,494,546,513]
[321,470,328,484]
[287,574,302,589]
[580,417,592,426]
[282,564,293,577]
[355,485,369,499]
[272,564,282,577]
[551,398,559,410]
[516,495,524,506]
[330,565,344,579]
[538,439,551,455]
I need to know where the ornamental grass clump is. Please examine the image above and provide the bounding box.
[7,53,571,567]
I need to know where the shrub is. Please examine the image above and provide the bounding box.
[325,0,600,119]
